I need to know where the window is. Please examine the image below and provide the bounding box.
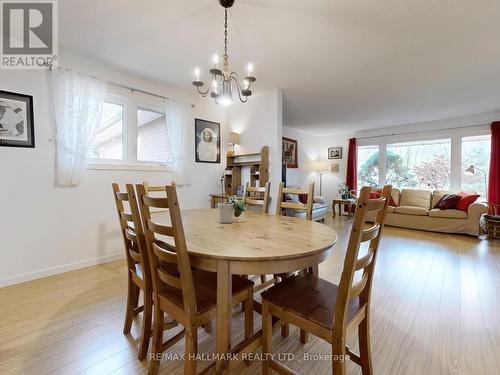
[386,139,451,190]
[89,101,124,160]
[356,127,491,194]
[358,145,379,187]
[462,135,491,197]
[137,108,170,163]
[87,92,170,169]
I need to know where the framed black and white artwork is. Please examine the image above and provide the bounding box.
[195,118,220,163]
[0,90,34,148]
[328,146,342,159]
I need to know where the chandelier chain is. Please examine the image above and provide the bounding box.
[223,8,228,59]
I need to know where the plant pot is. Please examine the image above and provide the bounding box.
[218,203,233,224]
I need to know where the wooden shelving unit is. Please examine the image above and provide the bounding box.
[224,146,269,196]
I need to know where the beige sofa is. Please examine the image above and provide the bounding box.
[367,188,487,236]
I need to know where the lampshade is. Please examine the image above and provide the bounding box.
[228,132,240,145]
[313,162,329,172]
[464,165,475,175]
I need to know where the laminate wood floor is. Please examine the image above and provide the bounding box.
[1,216,499,374]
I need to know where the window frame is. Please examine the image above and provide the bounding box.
[356,125,490,193]
[86,91,170,172]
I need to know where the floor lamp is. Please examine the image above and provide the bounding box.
[464,164,487,197]
[313,162,330,196]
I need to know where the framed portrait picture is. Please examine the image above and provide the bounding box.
[328,147,342,159]
[0,90,34,148]
[282,137,298,168]
[195,118,220,163]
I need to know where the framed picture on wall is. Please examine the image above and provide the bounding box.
[282,137,298,168]
[0,90,34,148]
[328,146,342,159]
[195,118,220,163]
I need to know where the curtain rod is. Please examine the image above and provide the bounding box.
[355,122,490,141]
[46,63,195,108]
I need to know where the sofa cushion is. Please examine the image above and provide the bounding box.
[387,206,396,213]
[400,189,432,209]
[370,188,400,206]
[434,194,461,210]
[395,206,429,216]
[429,209,468,219]
[456,192,480,212]
[431,190,450,209]
[391,189,401,206]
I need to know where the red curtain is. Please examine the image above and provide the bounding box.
[346,138,357,192]
[488,122,500,207]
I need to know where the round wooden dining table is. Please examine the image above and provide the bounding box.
[153,208,338,374]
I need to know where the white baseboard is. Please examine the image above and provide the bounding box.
[0,252,124,288]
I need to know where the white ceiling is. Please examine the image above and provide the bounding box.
[60,0,500,134]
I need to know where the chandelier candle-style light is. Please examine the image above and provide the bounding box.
[192,0,256,105]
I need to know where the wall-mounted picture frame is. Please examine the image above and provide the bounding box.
[0,90,34,148]
[195,118,220,163]
[331,162,340,173]
[328,146,342,159]
[282,137,298,168]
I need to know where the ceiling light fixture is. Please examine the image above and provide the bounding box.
[192,0,256,106]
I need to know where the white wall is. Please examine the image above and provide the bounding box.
[0,50,227,287]
[226,89,283,213]
[284,110,500,205]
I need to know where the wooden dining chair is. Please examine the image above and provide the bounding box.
[112,183,168,360]
[136,183,255,375]
[276,182,314,220]
[274,182,315,341]
[261,185,392,375]
[243,181,271,214]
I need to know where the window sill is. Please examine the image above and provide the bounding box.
[86,162,171,172]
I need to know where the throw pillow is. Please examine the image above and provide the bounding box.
[298,194,308,204]
[455,192,480,212]
[434,194,461,210]
[370,191,381,199]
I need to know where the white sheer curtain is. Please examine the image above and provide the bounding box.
[51,68,107,186]
[165,99,191,186]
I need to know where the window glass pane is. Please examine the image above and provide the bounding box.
[89,102,123,159]
[358,145,379,188]
[462,135,490,197]
[137,108,170,163]
[386,139,451,190]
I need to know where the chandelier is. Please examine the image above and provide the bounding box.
[192,0,256,105]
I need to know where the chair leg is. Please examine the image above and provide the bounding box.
[184,326,198,375]
[244,291,254,340]
[358,317,373,375]
[332,338,347,375]
[148,306,164,375]
[138,290,153,360]
[123,279,140,334]
[262,301,272,375]
[281,322,289,337]
[300,329,308,344]
[203,321,213,334]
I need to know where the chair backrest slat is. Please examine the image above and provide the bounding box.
[243,182,270,214]
[361,224,380,242]
[137,184,197,316]
[275,182,315,221]
[112,183,150,285]
[332,185,392,336]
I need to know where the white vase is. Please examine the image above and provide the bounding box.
[218,203,233,224]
